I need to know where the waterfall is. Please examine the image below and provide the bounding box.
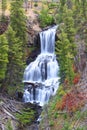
[23,25,59,106]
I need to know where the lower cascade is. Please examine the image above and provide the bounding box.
[23,25,59,106]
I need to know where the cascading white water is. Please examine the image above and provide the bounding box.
[23,25,59,106]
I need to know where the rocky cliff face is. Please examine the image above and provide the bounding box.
[25,10,42,65]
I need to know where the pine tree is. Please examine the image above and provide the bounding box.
[63,8,76,55]
[55,5,76,84]
[55,0,66,23]
[0,34,8,81]
[56,29,75,84]
[65,52,75,84]
[10,0,27,47]
[1,0,7,22]
[73,0,86,27]
[60,0,66,7]
[81,0,87,19]
[2,0,7,16]
[4,26,25,87]
[56,31,69,82]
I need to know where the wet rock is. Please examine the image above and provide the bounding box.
[42,24,56,31]
[15,91,23,100]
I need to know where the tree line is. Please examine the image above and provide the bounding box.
[55,0,87,85]
[0,0,27,92]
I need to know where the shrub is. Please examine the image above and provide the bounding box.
[39,7,54,28]
[56,90,86,112]
[34,2,38,7]
[62,122,70,130]
[6,119,13,130]
[49,120,54,127]
[48,3,58,9]
[73,73,80,84]
[16,108,35,126]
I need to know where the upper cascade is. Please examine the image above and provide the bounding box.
[40,25,58,54]
[23,25,59,106]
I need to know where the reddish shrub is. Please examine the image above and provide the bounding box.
[56,91,86,112]
[73,74,80,84]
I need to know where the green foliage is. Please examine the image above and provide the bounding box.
[5,26,25,87]
[75,110,87,121]
[56,30,75,84]
[60,0,67,7]
[48,2,58,9]
[6,119,13,130]
[76,127,85,130]
[54,111,59,119]
[0,15,7,23]
[62,122,70,130]
[58,85,66,96]
[10,0,27,45]
[55,5,76,84]
[39,6,54,28]
[2,0,7,15]
[34,2,38,7]
[63,9,76,43]
[49,120,54,127]
[73,0,87,28]
[16,108,35,126]
[1,0,7,22]
[0,34,8,80]
[81,0,87,19]
[55,2,66,23]
[48,85,65,118]
[75,111,82,120]
[63,113,67,119]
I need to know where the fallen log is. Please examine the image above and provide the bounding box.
[2,108,17,121]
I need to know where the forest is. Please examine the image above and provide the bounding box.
[0,0,87,130]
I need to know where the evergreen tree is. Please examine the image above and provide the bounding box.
[73,0,81,27]
[39,6,54,28]
[56,29,75,84]
[63,8,76,55]
[1,0,7,22]
[0,34,8,81]
[4,26,25,87]
[55,1,66,23]
[56,31,69,82]
[55,5,76,84]
[2,0,7,16]
[60,0,66,7]
[81,0,87,19]
[9,0,27,87]
[10,0,27,48]
[73,0,87,27]
[65,52,75,84]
